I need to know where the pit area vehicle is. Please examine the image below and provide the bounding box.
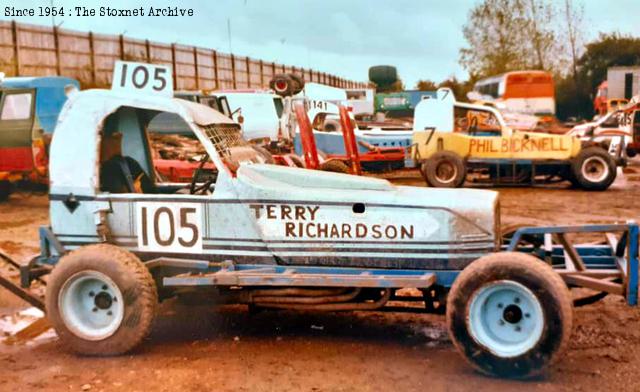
[409,89,621,190]
[292,100,409,172]
[0,75,80,200]
[471,70,555,122]
[621,102,640,157]
[2,62,639,380]
[569,100,640,159]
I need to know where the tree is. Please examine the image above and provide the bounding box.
[578,33,640,93]
[460,0,563,77]
[562,0,585,82]
[437,77,476,102]
[555,33,640,120]
[460,0,530,76]
[524,0,558,71]
[415,79,437,90]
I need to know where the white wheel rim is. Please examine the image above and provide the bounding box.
[58,271,125,341]
[467,280,544,358]
[581,156,609,183]
[435,161,457,184]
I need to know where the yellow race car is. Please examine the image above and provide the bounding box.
[410,89,619,191]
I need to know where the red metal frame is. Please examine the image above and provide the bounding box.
[339,106,362,175]
[294,103,321,170]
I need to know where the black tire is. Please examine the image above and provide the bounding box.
[0,180,11,202]
[46,244,158,355]
[288,154,305,168]
[570,146,616,191]
[322,119,341,133]
[421,151,466,188]
[447,252,572,378]
[287,73,305,95]
[368,65,398,87]
[251,145,275,164]
[320,160,351,174]
[561,166,580,188]
[270,74,295,97]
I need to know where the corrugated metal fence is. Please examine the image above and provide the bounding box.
[0,20,368,90]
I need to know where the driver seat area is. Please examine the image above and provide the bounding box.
[99,131,155,194]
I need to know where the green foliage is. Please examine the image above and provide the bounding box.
[437,77,476,102]
[460,0,560,76]
[578,33,640,92]
[554,76,591,120]
[556,33,640,120]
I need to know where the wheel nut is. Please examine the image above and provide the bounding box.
[113,297,118,302]
[102,285,108,290]
[107,311,113,316]
[525,313,530,318]
[497,303,503,309]
[92,307,98,312]
[515,326,521,332]
[498,319,505,325]
[514,297,520,304]
[89,291,95,297]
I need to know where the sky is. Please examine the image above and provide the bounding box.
[1,0,638,87]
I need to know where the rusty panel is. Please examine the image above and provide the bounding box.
[123,37,147,61]
[149,43,172,63]
[0,21,367,91]
[17,24,54,50]
[248,59,261,87]
[0,21,12,45]
[58,31,90,54]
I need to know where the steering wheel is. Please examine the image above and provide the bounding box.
[468,116,478,135]
[189,154,215,195]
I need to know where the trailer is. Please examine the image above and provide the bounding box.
[1,62,638,379]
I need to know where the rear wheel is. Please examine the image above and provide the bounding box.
[421,151,466,188]
[270,74,300,97]
[287,73,305,95]
[251,145,275,164]
[570,146,616,191]
[46,244,157,355]
[320,160,351,174]
[447,252,572,378]
[288,154,305,168]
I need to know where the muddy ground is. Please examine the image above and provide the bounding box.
[2,169,640,391]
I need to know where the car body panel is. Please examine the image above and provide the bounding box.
[412,88,581,162]
[48,88,498,272]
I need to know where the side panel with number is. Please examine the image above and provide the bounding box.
[136,202,203,253]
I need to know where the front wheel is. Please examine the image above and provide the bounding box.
[570,146,616,191]
[320,159,351,174]
[447,252,572,378]
[421,151,466,188]
[46,244,158,355]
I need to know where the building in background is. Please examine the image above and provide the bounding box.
[607,66,640,100]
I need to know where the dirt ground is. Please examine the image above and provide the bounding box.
[2,168,640,391]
